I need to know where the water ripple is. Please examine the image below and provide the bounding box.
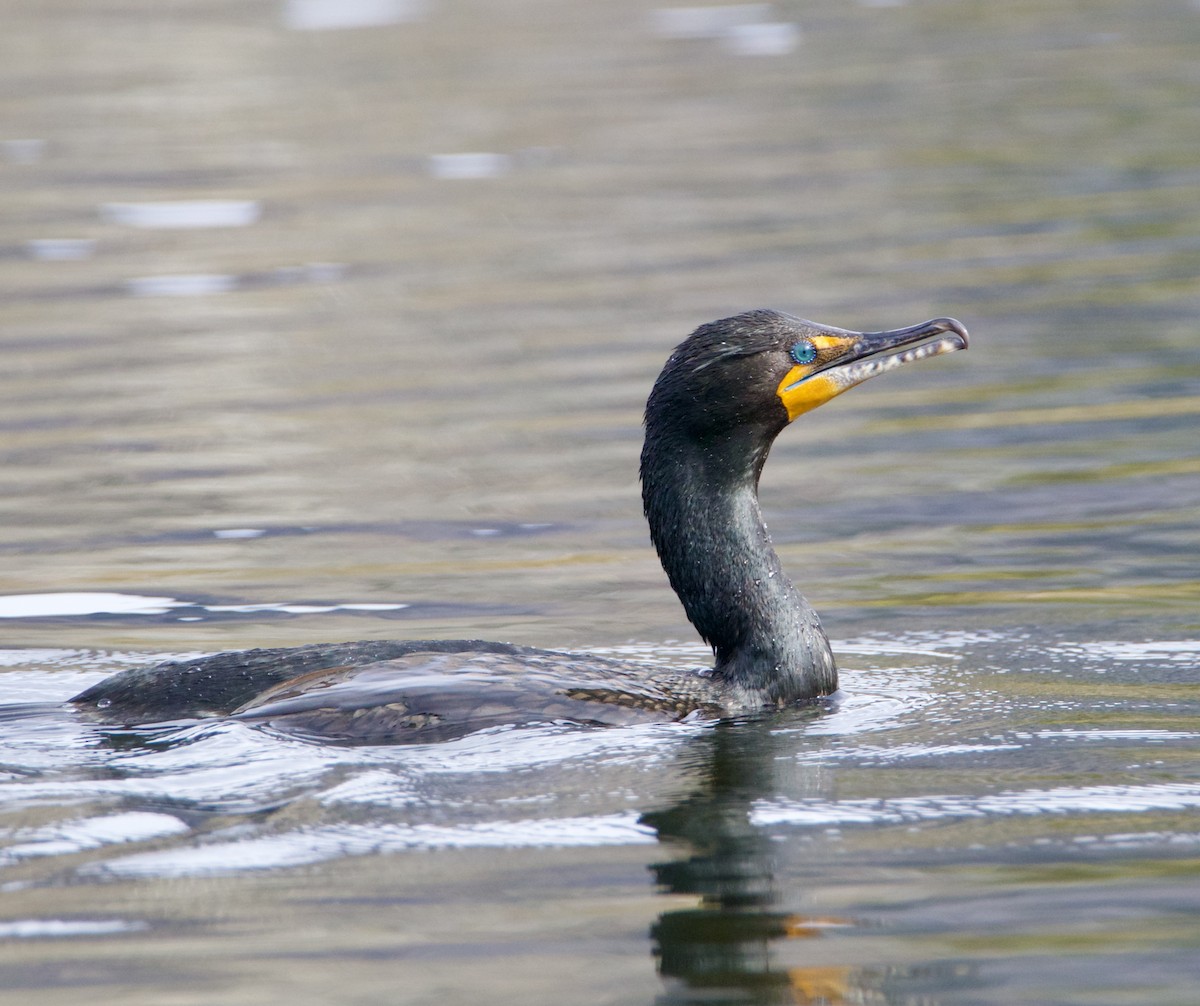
[752,782,1200,829]
[82,813,658,879]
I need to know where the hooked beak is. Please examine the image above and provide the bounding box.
[777,317,969,421]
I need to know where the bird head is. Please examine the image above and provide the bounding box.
[646,310,969,443]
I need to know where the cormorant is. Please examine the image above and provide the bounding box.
[72,311,968,743]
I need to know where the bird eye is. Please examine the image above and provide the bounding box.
[790,340,817,365]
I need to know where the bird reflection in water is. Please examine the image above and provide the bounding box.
[642,722,862,1005]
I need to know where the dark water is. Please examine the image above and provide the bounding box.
[2,1,1199,1003]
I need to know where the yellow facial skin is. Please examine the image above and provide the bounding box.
[775,334,859,421]
[774,323,968,422]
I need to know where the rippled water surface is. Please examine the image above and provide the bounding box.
[2,2,1199,1004]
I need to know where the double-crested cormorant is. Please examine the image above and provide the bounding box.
[72,311,967,742]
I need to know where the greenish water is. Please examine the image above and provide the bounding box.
[2,1,1199,1003]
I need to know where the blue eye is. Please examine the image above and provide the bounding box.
[790,340,817,365]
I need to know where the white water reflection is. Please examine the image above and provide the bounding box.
[794,742,1023,763]
[0,919,149,939]
[1,138,45,163]
[0,592,408,619]
[721,21,800,56]
[6,811,189,861]
[87,813,657,879]
[1035,728,1200,742]
[283,0,428,31]
[26,238,96,261]
[0,593,184,617]
[752,782,1200,829]
[427,152,512,179]
[125,274,237,297]
[1061,640,1200,663]
[0,708,695,878]
[123,261,347,296]
[650,5,771,39]
[0,648,120,669]
[100,200,261,229]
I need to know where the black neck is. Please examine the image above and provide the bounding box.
[640,426,837,705]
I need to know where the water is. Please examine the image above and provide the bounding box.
[2,1,1199,1003]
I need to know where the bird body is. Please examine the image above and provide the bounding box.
[72,310,967,742]
[77,638,727,743]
